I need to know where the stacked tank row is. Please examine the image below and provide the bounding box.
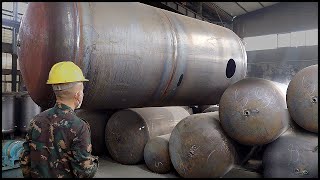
[6,1,317,178]
[2,92,41,138]
[77,65,318,178]
[2,64,316,177]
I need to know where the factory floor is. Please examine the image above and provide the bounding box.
[2,155,262,178]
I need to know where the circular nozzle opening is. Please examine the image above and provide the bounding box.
[226,59,236,78]
[311,96,317,104]
[243,110,250,117]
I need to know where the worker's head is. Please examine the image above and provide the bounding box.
[47,61,88,109]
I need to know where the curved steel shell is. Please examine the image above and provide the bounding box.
[75,109,114,155]
[105,106,189,165]
[18,92,41,133]
[219,78,290,145]
[2,93,16,134]
[169,112,236,178]
[262,132,318,178]
[18,2,247,109]
[144,134,172,174]
[286,64,318,133]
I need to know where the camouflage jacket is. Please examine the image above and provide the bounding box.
[20,103,99,178]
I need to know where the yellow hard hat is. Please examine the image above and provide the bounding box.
[46,61,89,84]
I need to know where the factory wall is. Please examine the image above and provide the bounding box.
[233,2,318,85]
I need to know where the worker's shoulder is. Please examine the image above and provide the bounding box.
[34,108,87,127]
[69,113,89,126]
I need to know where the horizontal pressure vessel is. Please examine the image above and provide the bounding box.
[105,106,189,164]
[18,2,247,109]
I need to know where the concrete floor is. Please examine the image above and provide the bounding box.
[2,155,262,178]
[94,155,179,178]
[2,155,179,178]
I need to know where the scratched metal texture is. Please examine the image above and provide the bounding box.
[219,77,290,145]
[18,2,247,109]
[144,133,172,174]
[75,109,115,156]
[169,112,236,178]
[105,106,190,165]
[262,132,318,178]
[286,64,318,133]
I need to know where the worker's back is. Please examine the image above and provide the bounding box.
[20,102,98,178]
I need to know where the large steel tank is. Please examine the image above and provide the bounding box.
[105,106,190,165]
[18,92,41,133]
[219,78,290,145]
[18,2,247,109]
[169,112,236,178]
[262,132,318,178]
[75,109,114,156]
[144,133,172,174]
[2,93,16,134]
[286,64,318,133]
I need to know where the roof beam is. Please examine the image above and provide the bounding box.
[204,2,233,22]
[235,2,248,13]
[258,2,265,8]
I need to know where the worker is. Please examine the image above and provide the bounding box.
[20,61,98,178]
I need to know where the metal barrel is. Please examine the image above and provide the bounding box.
[105,106,190,165]
[18,2,247,109]
[262,132,318,178]
[2,92,16,134]
[18,92,41,133]
[144,133,171,174]
[75,109,114,156]
[286,64,318,133]
[219,78,290,145]
[169,112,236,178]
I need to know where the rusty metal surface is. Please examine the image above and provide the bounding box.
[18,2,247,109]
[286,64,318,133]
[262,132,318,178]
[75,109,114,156]
[18,92,41,133]
[144,133,172,174]
[2,92,16,134]
[169,112,236,178]
[105,106,189,165]
[17,3,80,108]
[219,78,290,145]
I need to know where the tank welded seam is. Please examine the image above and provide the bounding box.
[74,2,81,66]
[159,11,178,100]
[237,36,247,77]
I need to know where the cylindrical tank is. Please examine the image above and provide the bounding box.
[169,112,236,178]
[144,133,171,174]
[219,78,290,145]
[105,106,190,165]
[262,132,318,178]
[2,93,16,134]
[18,92,41,133]
[18,2,247,109]
[286,64,318,133]
[75,109,114,156]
